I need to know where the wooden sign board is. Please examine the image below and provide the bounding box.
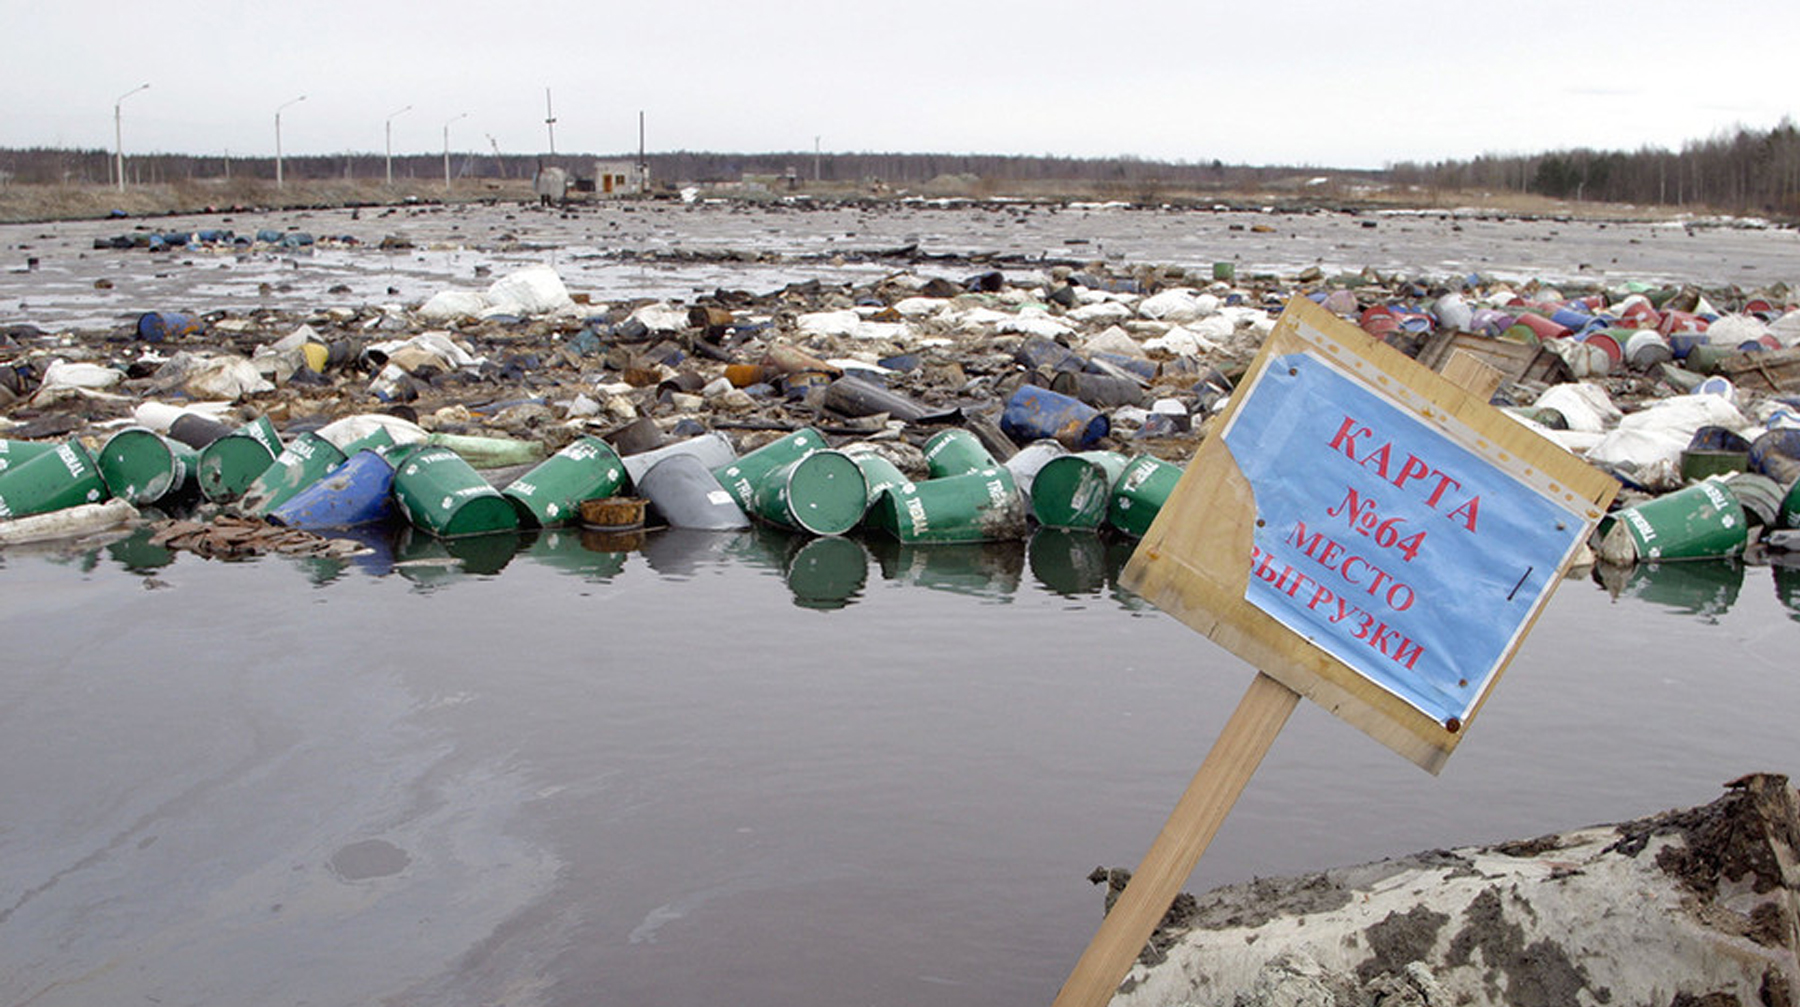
[1121,297,1617,773]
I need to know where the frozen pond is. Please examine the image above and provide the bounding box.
[4,200,1798,332]
[0,525,1795,1007]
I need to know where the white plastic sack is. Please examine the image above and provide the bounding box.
[1704,314,1774,349]
[1143,325,1221,357]
[419,289,490,321]
[39,360,123,392]
[1534,382,1621,434]
[1585,394,1748,471]
[796,309,864,338]
[995,309,1074,339]
[630,303,690,334]
[1067,300,1134,324]
[892,297,949,319]
[485,264,573,316]
[1137,288,1217,322]
[184,355,274,401]
[1081,326,1147,359]
[315,413,428,449]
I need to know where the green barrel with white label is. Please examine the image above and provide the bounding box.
[870,465,1027,544]
[1596,478,1748,563]
[1106,454,1182,539]
[0,438,59,476]
[923,428,997,479]
[502,435,626,528]
[96,427,198,505]
[0,440,109,519]
[1031,450,1128,529]
[850,451,909,509]
[238,432,347,516]
[391,444,521,538]
[711,428,827,511]
[197,416,282,503]
[750,449,869,536]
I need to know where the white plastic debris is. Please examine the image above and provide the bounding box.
[315,413,428,449]
[1534,382,1621,434]
[1137,288,1218,323]
[630,302,690,334]
[0,498,139,545]
[1081,326,1148,358]
[485,264,574,316]
[1068,300,1134,324]
[37,360,123,392]
[1585,394,1749,473]
[182,355,274,401]
[418,289,490,321]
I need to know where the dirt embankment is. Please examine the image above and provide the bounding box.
[1103,774,1800,1007]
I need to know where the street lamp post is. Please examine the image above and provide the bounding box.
[385,104,412,186]
[443,113,468,195]
[275,95,306,189]
[114,83,149,192]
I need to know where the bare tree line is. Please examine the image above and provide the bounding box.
[4,122,1797,218]
[1388,119,1800,216]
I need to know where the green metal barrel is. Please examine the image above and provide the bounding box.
[238,432,347,516]
[712,428,827,511]
[750,449,869,536]
[502,435,626,528]
[391,444,521,538]
[0,440,109,519]
[1106,454,1182,539]
[197,416,282,503]
[923,428,997,479]
[334,426,396,457]
[850,451,909,509]
[96,427,198,505]
[871,465,1026,544]
[0,438,59,476]
[1031,450,1128,529]
[1596,478,1747,563]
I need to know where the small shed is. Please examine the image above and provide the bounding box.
[593,160,650,197]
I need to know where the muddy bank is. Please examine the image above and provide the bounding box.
[1103,774,1800,1007]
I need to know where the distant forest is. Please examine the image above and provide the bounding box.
[1389,119,1800,216]
[3,118,1797,216]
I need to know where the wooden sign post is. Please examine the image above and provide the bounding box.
[1052,297,1617,1007]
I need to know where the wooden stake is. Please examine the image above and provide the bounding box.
[1051,672,1299,1007]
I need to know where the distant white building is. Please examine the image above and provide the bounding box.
[592,160,650,197]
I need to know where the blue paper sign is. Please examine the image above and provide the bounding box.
[1220,352,1587,726]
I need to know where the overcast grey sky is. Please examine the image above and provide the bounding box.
[3,0,1795,170]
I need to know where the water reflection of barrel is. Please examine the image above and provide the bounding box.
[1032,451,1128,529]
[869,466,1026,543]
[104,524,177,573]
[784,534,870,610]
[520,526,630,582]
[633,527,743,578]
[636,454,750,530]
[0,440,108,519]
[96,427,197,505]
[1027,528,1108,596]
[268,450,397,529]
[866,537,1024,600]
[238,432,346,515]
[1595,557,1744,619]
[391,445,520,538]
[196,416,282,503]
[502,435,626,528]
[394,525,520,584]
[1774,557,1800,623]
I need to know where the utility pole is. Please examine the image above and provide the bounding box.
[275,94,306,189]
[385,104,412,185]
[814,135,821,183]
[114,83,149,192]
[443,112,469,194]
[638,110,647,195]
[545,88,557,155]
